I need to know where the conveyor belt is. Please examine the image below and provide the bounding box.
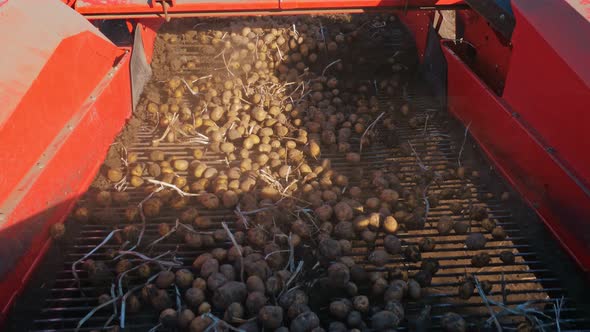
[8,18,590,332]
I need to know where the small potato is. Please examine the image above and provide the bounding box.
[346,152,361,163]
[179,309,195,329]
[380,189,399,204]
[189,315,213,332]
[156,271,175,289]
[185,287,205,308]
[499,250,515,264]
[159,308,178,328]
[318,238,341,261]
[176,269,194,289]
[408,279,422,300]
[259,305,283,329]
[492,226,507,240]
[384,235,402,255]
[458,280,474,299]
[371,310,401,330]
[440,312,466,332]
[471,252,491,267]
[328,262,350,288]
[334,201,353,221]
[222,190,239,208]
[383,215,398,234]
[290,311,320,332]
[453,220,470,234]
[437,216,454,235]
[107,168,123,182]
[418,237,436,252]
[465,233,487,250]
[329,300,350,320]
[173,159,189,171]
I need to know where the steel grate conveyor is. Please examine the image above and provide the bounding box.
[7,18,590,332]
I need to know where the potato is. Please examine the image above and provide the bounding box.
[279,289,308,309]
[453,220,470,234]
[308,140,321,158]
[418,237,436,251]
[449,202,463,214]
[143,197,162,217]
[107,168,123,182]
[481,218,497,232]
[160,308,178,328]
[465,233,487,250]
[492,226,507,240]
[49,223,66,240]
[199,193,220,209]
[247,275,265,293]
[329,300,350,320]
[150,289,172,311]
[471,252,491,267]
[334,201,353,221]
[380,189,399,204]
[333,222,354,240]
[290,311,320,332]
[179,309,195,329]
[222,190,239,208]
[207,272,227,291]
[346,152,361,163]
[371,310,401,330]
[404,245,422,262]
[185,287,205,307]
[212,281,247,309]
[384,282,405,302]
[407,279,422,300]
[314,204,334,221]
[440,312,466,332]
[384,234,402,255]
[259,305,283,329]
[382,215,398,234]
[156,270,175,289]
[291,219,311,238]
[458,279,474,299]
[189,315,213,332]
[246,291,267,314]
[318,238,341,261]
[499,250,515,264]
[150,150,165,161]
[327,262,350,287]
[437,216,454,235]
[368,249,389,267]
[247,228,267,247]
[173,159,189,171]
[224,302,244,323]
[174,269,194,289]
[200,258,219,279]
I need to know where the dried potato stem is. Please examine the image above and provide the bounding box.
[321,58,341,77]
[359,111,385,156]
[72,229,123,292]
[147,179,201,197]
[222,222,244,282]
[203,313,246,332]
[457,121,472,167]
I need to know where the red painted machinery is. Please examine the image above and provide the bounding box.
[1,0,589,327]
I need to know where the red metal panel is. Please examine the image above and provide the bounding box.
[442,42,590,273]
[397,10,433,62]
[0,33,122,209]
[455,10,511,95]
[137,18,164,64]
[0,33,131,322]
[74,0,280,14]
[0,0,109,125]
[280,0,462,9]
[502,1,590,193]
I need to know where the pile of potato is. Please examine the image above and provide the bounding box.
[67,14,515,332]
